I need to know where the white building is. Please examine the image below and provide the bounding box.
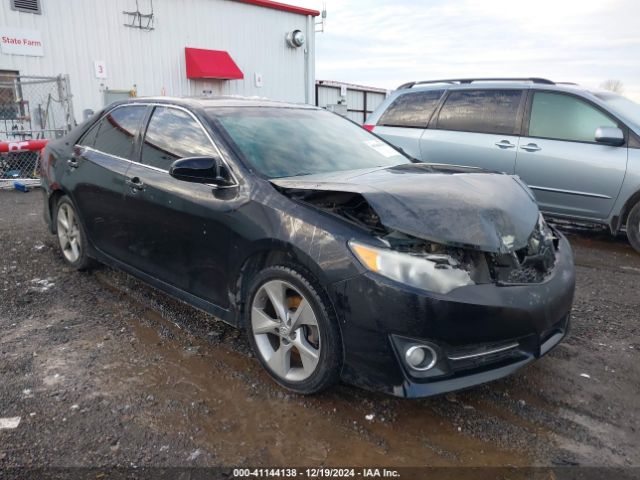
[315,80,388,125]
[0,0,318,122]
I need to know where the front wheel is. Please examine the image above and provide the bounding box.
[627,202,640,254]
[245,266,342,394]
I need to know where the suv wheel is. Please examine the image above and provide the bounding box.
[55,196,95,270]
[245,266,342,394]
[627,202,640,254]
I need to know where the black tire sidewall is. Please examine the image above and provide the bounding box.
[54,196,93,270]
[244,265,342,394]
[628,203,640,253]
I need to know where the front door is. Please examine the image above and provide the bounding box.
[122,105,235,307]
[516,91,628,220]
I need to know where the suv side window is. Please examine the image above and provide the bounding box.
[436,89,523,135]
[140,106,218,170]
[528,92,618,143]
[91,105,147,159]
[378,90,444,128]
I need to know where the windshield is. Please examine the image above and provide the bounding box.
[207,107,409,178]
[594,92,640,125]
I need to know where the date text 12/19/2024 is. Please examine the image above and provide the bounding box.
[233,469,401,478]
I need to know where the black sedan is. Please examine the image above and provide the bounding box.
[40,97,575,397]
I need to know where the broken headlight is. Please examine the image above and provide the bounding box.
[348,240,475,294]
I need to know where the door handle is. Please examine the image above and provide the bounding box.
[67,158,79,169]
[495,140,516,149]
[126,177,145,192]
[521,143,542,152]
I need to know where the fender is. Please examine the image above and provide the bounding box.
[612,188,640,234]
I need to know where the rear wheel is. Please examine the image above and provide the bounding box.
[55,196,95,270]
[245,266,342,394]
[627,202,640,254]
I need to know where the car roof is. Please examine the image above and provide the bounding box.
[365,79,621,128]
[396,81,596,96]
[112,95,319,110]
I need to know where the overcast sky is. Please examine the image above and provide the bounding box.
[300,0,640,100]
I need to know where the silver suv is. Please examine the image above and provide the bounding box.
[366,78,640,253]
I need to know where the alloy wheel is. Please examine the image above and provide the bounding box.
[57,203,82,263]
[251,279,321,382]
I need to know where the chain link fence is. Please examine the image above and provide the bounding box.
[1,74,75,186]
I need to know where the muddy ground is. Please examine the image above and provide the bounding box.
[0,189,639,469]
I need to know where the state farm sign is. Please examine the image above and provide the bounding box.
[0,27,44,56]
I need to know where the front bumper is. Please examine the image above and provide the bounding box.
[329,233,575,398]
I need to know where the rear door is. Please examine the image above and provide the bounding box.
[121,105,235,307]
[69,104,148,260]
[420,89,525,173]
[372,89,444,159]
[516,91,627,220]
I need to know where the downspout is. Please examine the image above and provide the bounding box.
[304,14,314,105]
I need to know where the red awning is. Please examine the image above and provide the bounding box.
[185,48,244,80]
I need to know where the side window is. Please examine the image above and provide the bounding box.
[528,92,618,143]
[78,121,100,147]
[378,90,444,128]
[92,105,147,159]
[436,89,523,135]
[141,106,218,170]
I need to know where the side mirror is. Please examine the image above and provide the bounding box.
[169,156,234,186]
[595,126,625,146]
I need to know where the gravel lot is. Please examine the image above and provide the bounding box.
[1,189,639,468]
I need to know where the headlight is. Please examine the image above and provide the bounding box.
[348,240,474,294]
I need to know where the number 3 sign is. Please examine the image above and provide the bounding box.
[94,61,107,79]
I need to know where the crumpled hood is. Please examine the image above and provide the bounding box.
[271,163,540,253]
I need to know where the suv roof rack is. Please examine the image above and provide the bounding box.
[397,77,555,89]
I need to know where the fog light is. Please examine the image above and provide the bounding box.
[404,345,437,371]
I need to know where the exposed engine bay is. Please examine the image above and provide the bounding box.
[278,188,558,287]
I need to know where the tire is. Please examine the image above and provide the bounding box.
[54,196,96,270]
[244,265,342,394]
[627,201,640,254]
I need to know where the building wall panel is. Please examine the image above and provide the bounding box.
[0,0,314,120]
[367,92,387,112]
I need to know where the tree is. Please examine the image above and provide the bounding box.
[600,79,624,94]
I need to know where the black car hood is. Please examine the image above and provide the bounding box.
[271,163,540,253]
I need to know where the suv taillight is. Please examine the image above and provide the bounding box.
[363,124,375,132]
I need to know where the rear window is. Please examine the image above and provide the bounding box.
[436,89,523,135]
[377,90,444,128]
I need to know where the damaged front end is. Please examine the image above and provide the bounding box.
[276,186,559,294]
[271,173,573,397]
[349,214,558,294]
